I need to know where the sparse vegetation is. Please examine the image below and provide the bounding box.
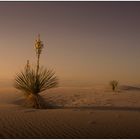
[110,80,118,91]
[14,35,58,109]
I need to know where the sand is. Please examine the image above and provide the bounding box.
[0,85,140,138]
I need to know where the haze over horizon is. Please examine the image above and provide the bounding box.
[0,1,140,87]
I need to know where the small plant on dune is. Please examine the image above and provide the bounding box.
[14,35,58,109]
[110,80,118,91]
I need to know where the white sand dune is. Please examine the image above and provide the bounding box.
[0,86,140,138]
[43,86,140,107]
[119,85,140,91]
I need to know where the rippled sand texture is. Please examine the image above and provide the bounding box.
[1,86,140,138]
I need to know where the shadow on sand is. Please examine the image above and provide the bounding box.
[120,85,140,91]
[49,106,140,112]
[13,97,140,112]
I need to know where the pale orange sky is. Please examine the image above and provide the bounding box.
[0,2,140,86]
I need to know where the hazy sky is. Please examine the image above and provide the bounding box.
[0,1,140,86]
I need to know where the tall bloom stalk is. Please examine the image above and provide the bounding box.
[35,34,44,75]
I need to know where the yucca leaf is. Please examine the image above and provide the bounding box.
[14,66,58,95]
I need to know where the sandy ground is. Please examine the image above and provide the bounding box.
[0,85,140,138]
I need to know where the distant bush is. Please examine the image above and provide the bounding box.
[110,80,118,91]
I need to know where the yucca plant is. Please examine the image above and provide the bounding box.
[110,80,118,91]
[14,35,58,109]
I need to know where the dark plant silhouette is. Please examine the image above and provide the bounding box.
[14,35,58,109]
[110,80,118,91]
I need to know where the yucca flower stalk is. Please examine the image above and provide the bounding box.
[14,35,58,109]
[35,34,43,75]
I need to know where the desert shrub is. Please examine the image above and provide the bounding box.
[14,66,58,109]
[14,35,58,109]
[110,80,118,91]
